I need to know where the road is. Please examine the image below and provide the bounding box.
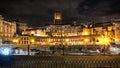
[0,55,120,68]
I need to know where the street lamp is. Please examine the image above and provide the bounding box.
[27,45,30,55]
[103,37,110,56]
[62,44,65,55]
[27,39,35,55]
[13,39,18,43]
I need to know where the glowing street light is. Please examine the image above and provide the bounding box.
[82,32,88,35]
[65,39,69,42]
[31,31,35,35]
[31,39,35,43]
[104,37,110,45]
[84,38,89,42]
[97,36,110,45]
[13,39,18,43]
[48,39,51,42]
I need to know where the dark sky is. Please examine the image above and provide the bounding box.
[0,0,120,26]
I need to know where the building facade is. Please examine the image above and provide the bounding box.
[5,12,120,47]
[12,21,119,47]
[0,16,16,42]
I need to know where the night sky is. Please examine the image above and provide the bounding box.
[0,0,120,26]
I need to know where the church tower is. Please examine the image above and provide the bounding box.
[54,12,62,24]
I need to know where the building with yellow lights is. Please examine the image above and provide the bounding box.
[11,12,120,47]
[0,15,16,42]
[17,22,28,31]
[14,21,120,46]
[22,28,48,37]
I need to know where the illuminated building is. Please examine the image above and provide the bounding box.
[22,28,48,37]
[11,12,120,47]
[19,13,81,46]
[13,35,34,45]
[112,20,120,44]
[1,12,120,47]
[45,24,82,37]
[14,24,82,46]
[0,15,16,41]
[54,12,62,24]
[17,22,28,32]
[13,12,83,46]
[13,21,119,47]
[89,22,115,45]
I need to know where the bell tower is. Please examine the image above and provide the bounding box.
[54,12,62,24]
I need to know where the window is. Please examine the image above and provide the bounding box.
[24,41,26,44]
